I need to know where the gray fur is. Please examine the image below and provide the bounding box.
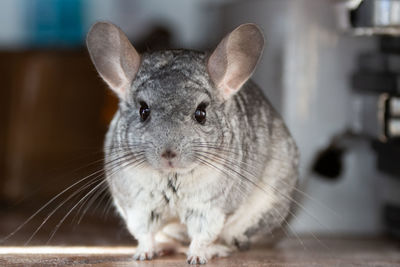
[88,22,299,264]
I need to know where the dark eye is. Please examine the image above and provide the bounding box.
[139,101,150,121]
[194,103,207,124]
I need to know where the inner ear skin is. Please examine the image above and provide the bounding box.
[207,23,264,101]
[207,37,229,92]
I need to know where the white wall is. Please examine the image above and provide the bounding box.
[0,0,27,48]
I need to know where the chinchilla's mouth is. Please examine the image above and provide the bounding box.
[156,161,198,175]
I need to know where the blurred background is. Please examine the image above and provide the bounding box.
[1,0,400,245]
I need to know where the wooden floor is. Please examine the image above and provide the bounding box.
[0,237,399,266]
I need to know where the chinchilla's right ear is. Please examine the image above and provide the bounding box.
[86,22,140,100]
[208,23,264,101]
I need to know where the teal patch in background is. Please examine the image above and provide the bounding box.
[27,0,84,47]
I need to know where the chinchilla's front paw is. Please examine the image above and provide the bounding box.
[133,234,158,261]
[187,254,208,265]
[186,244,232,264]
[133,242,157,261]
[133,249,156,261]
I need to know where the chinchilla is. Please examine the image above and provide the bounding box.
[86,22,299,265]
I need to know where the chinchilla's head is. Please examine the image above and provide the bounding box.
[87,22,264,174]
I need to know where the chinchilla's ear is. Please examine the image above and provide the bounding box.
[208,23,264,100]
[86,22,140,99]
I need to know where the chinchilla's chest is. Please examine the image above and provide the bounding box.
[107,166,228,218]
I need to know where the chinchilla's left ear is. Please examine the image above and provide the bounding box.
[207,23,264,100]
[86,22,141,100]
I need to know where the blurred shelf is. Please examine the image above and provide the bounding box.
[344,27,400,36]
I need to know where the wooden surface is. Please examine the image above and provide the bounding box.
[1,237,399,266]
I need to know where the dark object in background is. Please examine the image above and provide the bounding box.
[372,140,400,177]
[384,204,400,238]
[312,144,345,180]
[134,25,172,53]
[358,53,400,73]
[352,72,398,94]
[311,131,364,180]
[381,36,400,54]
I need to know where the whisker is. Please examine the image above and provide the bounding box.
[46,179,108,244]
[73,152,146,222]
[192,141,299,163]
[45,155,146,244]
[90,187,111,218]
[25,174,106,245]
[75,182,109,225]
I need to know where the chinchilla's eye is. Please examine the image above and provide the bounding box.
[194,103,207,124]
[139,101,150,121]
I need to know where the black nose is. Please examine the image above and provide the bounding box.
[161,149,177,159]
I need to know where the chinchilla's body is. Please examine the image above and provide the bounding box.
[87,22,299,264]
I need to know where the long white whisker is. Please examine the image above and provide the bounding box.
[45,155,146,244]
